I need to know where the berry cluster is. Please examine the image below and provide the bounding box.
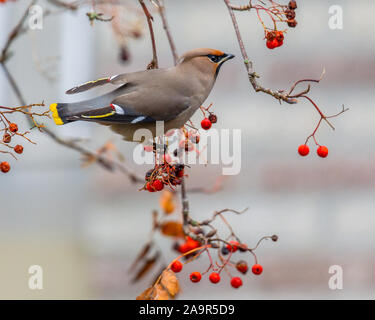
[144,161,185,192]
[266,30,284,49]
[248,0,298,50]
[168,233,278,290]
[298,144,328,158]
[286,1,298,28]
[0,103,48,174]
[1,122,24,174]
[200,103,217,131]
[141,103,218,193]
[169,238,268,290]
[135,204,278,297]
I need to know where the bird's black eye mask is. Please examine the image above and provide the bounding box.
[207,54,223,63]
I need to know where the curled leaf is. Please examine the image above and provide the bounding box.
[132,251,159,283]
[136,284,170,300]
[160,221,184,238]
[160,270,180,297]
[129,242,153,271]
[159,190,175,214]
[153,284,170,300]
[136,286,154,300]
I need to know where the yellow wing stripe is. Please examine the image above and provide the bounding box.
[83,78,109,85]
[81,111,116,119]
[49,103,64,125]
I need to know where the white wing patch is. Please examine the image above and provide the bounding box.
[111,104,125,115]
[131,116,146,123]
[109,75,119,81]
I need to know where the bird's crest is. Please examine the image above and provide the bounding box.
[178,48,225,63]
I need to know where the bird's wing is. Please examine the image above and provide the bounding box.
[110,85,191,123]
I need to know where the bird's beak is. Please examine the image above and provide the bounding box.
[222,53,235,62]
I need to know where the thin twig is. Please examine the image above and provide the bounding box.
[139,0,158,69]
[153,0,178,65]
[0,0,36,63]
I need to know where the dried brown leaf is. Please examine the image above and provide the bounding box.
[129,241,153,271]
[160,270,180,297]
[136,284,170,300]
[136,286,154,300]
[132,251,159,283]
[159,190,176,214]
[160,221,184,238]
[153,284,170,300]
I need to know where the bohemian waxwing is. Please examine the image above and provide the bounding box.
[50,48,234,141]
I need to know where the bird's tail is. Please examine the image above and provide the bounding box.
[50,103,72,125]
[49,93,114,125]
[49,84,132,125]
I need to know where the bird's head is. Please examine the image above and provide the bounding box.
[178,48,235,78]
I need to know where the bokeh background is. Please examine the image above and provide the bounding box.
[0,0,374,299]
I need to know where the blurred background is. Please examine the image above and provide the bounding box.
[0,0,374,299]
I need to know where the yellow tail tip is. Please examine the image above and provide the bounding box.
[49,103,64,125]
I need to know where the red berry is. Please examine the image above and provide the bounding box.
[9,123,18,133]
[230,277,243,289]
[146,182,155,192]
[3,133,11,143]
[252,264,263,275]
[201,118,212,130]
[288,19,298,28]
[171,260,183,273]
[152,179,164,191]
[298,144,309,157]
[176,169,184,178]
[14,145,23,154]
[266,38,278,49]
[209,272,221,284]
[178,243,189,253]
[186,237,200,251]
[226,241,239,252]
[190,272,202,283]
[208,113,217,124]
[317,145,329,158]
[276,39,284,47]
[236,261,248,274]
[0,161,10,173]
[276,31,284,42]
[288,0,297,10]
[266,40,274,49]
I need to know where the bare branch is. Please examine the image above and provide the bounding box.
[223,0,297,104]
[139,0,158,69]
[153,0,178,65]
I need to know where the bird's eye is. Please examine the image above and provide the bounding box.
[207,55,221,63]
